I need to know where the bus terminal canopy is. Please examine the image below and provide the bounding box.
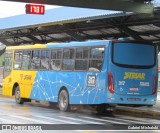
[1,0,155,14]
[0,6,160,47]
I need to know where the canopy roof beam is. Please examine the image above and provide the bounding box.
[2,0,154,13]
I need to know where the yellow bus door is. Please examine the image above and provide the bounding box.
[2,51,13,96]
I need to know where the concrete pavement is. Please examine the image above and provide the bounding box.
[116,92,160,119]
[0,87,160,119]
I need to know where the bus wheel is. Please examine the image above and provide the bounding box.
[58,89,69,112]
[15,86,24,104]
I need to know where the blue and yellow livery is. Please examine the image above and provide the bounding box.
[2,40,158,112]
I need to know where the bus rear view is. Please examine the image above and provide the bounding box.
[108,41,158,106]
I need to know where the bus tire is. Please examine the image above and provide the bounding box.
[15,86,24,104]
[58,89,69,112]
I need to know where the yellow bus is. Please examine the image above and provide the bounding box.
[2,44,45,104]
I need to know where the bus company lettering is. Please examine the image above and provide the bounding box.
[124,72,145,80]
[24,75,32,80]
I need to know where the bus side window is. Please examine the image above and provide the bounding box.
[75,47,88,71]
[62,48,75,70]
[40,50,50,70]
[30,50,40,70]
[89,47,104,71]
[14,51,22,69]
[50,49,62,71]
[21,50,32,70]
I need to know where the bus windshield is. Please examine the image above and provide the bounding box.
[112,42,156,68]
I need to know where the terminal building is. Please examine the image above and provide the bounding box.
[0,6,160,91]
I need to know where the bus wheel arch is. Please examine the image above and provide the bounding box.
[58,86,70,112]
[12,83,19,96]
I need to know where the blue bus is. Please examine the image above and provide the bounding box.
[2,40,158,113]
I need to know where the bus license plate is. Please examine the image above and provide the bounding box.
[127,98,141,101]
[129,88,138,91]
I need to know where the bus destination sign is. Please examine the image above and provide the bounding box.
[26,4,45,15]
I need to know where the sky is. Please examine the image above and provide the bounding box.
[0,0,160,18]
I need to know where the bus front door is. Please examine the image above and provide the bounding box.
[2,51,13,96]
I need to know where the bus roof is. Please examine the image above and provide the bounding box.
[6,44,46,50]
[6,40,111,50]
[47,40,110,48]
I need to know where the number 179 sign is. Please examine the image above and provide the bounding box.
[26,4,45,15]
